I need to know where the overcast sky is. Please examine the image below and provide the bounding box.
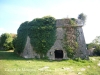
[0,0,100,43]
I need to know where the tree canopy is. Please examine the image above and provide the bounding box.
[78,13,86,25]
[0,33,14,50]
[92,36,100,44]
[87,36,100,56]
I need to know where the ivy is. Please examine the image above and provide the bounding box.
[15,16,56,58]
[28,16,56,58]
[63,19,79,58]
[15,21,28,54]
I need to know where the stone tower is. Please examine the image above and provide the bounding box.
[47,19,88,60]
[20,19,89,60]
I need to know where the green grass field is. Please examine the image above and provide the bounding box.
[0,50,100,75]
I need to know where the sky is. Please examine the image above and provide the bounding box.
[0,0,100,43]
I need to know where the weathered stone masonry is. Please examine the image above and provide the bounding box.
[20,19,89,60]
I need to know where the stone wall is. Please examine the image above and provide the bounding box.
[76,27,89,59]
[20,19,88,60]
[47,28,67,60]
[20,36,39,58]
[55,19,89,59]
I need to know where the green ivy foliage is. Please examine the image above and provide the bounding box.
[15,16,56,57]
[63,19,79,58]
[69,19,77,26]
[15,21,28,54]
[28,16,56,57]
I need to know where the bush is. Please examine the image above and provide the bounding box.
[12,36,17,49]
[0,33,13,50]
[93,45,100,56]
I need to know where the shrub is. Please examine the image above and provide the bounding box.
[93,45,100,56]
[0,33,13,50]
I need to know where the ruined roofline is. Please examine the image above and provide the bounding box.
[56,19,83,28]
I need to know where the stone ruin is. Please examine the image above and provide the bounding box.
[20,19,89,60]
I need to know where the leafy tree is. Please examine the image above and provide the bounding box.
[93,45,100,56]
[12,36,17,49]
[0,36,1,49]
[88,36,100,56]
[92,36,100,56]
[9,33,17,49]
[92,36,100,44]
[78,13,86,25]
[87,43,97,49]
[10,33,17,39]
[0,33,13,50]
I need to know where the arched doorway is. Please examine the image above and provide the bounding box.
[54,50,63,58]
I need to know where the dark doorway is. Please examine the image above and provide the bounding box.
[54,50,63,58]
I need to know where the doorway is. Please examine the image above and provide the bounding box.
[54,50,63,58]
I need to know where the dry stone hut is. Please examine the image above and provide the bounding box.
[16,18,89,60]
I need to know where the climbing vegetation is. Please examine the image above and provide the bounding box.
[63,19,79,58]
[15,21,28,54]
[28,16,56,58]
[15,16,56,58]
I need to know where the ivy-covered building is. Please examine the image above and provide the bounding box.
[15,16,89,60]
[47,19,89,60]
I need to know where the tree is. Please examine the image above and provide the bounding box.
[0,36,1,49]
[93,45,100,56]
[92,36,100,44]
[10,33,17,39]
[0,33,13,50]
[78,13,86,25]
[12,36,17,49]
[87,43,96,49]
[10,33,17,49]
[90,36,100,56]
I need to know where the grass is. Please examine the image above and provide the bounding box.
[0,50,100,75]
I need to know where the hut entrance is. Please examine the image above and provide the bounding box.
[54,50,63,59]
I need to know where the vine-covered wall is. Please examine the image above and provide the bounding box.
[15,17,88,59]
[63,26,79,58]
[15,21,28,54]
[15,16,56,58]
